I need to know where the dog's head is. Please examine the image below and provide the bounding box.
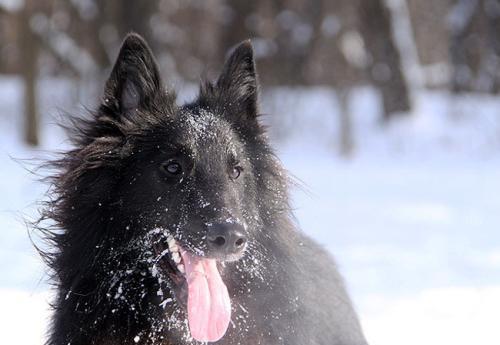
[48,34,290,343]
[109,36,260,260]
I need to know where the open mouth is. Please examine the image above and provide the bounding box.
[152,234,232,343]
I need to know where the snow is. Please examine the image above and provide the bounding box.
[0,289,51,344]
[1,76,500,344]
[362,286,500,345]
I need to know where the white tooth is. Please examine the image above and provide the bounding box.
[177,264,185,273]
[170,244,178,252]
[172,252,181,264]
[167,237,176,248]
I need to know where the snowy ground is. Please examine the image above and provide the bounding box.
[1,77,499,344]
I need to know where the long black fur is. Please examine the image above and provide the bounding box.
[36,33,368,345]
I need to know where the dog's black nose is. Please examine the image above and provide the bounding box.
[207,223,247,256]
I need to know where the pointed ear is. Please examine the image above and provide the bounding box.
[216,40,259,119]
[103,33,163,117]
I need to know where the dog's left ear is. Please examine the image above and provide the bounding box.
[103,33,164,118]
[216,40,259,121]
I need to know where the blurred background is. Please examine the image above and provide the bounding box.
[1,0,500,344]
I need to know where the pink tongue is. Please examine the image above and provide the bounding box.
[180,249,231,342]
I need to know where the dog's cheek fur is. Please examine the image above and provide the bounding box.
[44,152,185,345]
[35,35,182,345]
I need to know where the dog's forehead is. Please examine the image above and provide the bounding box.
[181,109,223,139]
[178,109,239,152]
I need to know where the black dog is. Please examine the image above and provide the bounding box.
[38,33,368,345]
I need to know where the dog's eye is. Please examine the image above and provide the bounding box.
[160,160,183,176]
[230,166,243,180]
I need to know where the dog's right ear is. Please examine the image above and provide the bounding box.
[216,40,258,122]
[102,33,164,118]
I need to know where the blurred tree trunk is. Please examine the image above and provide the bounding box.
[486,0,500,93]
[406,0,451,89]
[358,0,410,121]
[449,0,482,93]
[220,0,254,50]
[450,0,500,93]
[337,90,354,157]
[19,0,39,146]
[112,0,157,50]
